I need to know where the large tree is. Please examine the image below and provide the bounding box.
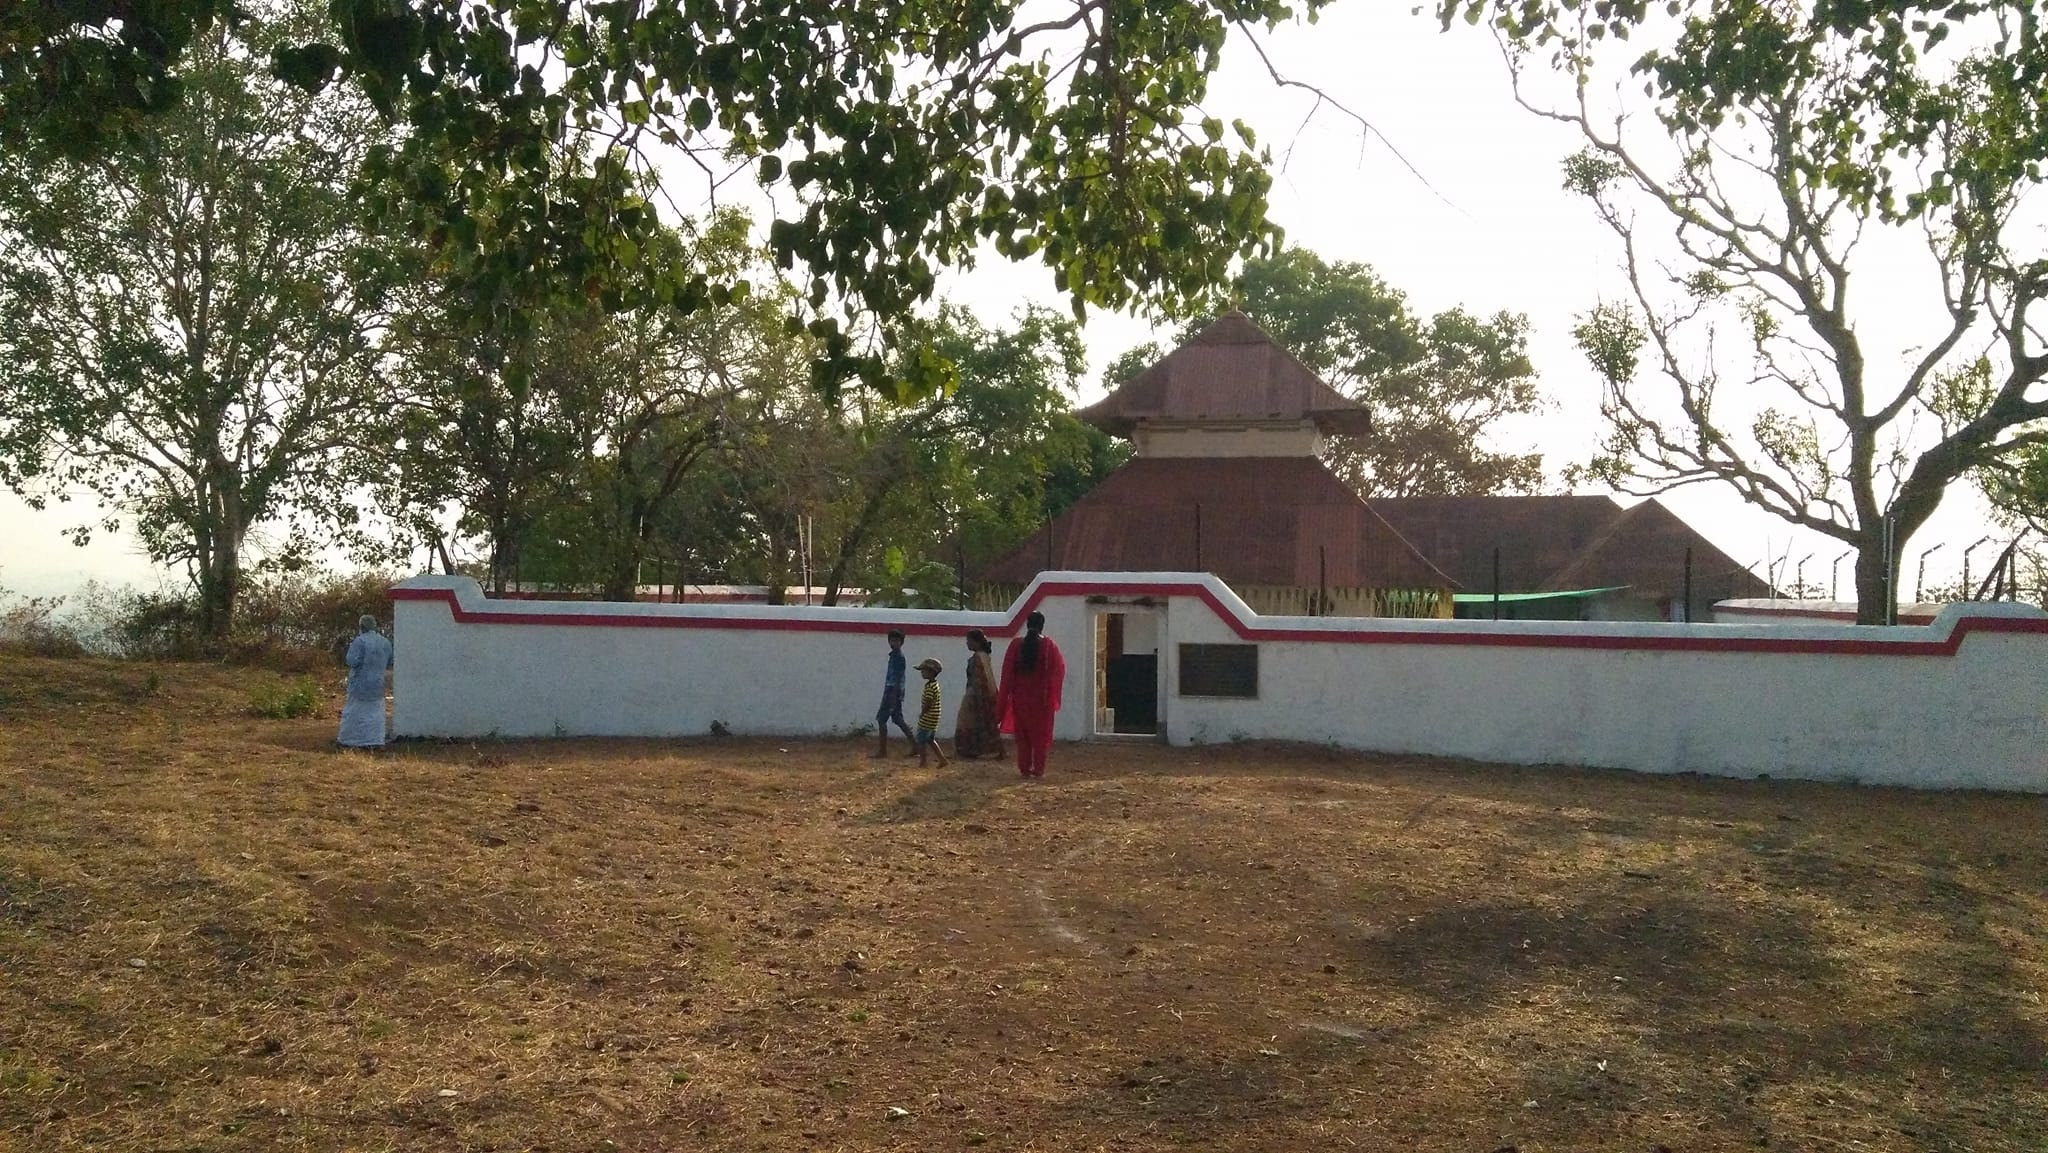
[4,1,1336,396]
[1109,248,1544,496]
[1234,248,1543,496]
[380,277,582,594]
[390,207,799,601]
[1446,0,2048,623]
[655,303,1120,604]
[555,214,790,602]
[0,6,398,640]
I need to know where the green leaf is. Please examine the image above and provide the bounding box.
[271,43,345,93]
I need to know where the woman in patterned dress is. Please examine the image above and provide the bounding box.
[952,629,1002,759]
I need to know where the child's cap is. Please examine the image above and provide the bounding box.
[916,657,943,675]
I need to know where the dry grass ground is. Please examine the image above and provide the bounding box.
[3,654,2046,1153]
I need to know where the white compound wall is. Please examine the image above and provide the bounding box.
[389,575,1039,741]
[390,572,2048,791]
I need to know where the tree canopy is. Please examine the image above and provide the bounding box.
[1980,441,2048,541]
[0,8,399,638]
[646,302,1119,606]
[5,0,1342,396]
[386,207,1115,606]
[1231,248,1543,496]
[1444,0,2048,622]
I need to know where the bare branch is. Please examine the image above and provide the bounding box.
[1234,21,1459,214]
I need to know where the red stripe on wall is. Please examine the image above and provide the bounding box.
[388,581,2048,657]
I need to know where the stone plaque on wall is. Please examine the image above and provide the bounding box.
[1178,643,1258,698]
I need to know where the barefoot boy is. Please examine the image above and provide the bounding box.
[873,629,915,757]
[913,657,951,769]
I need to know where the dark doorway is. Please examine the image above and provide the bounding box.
[1094,611,1160,736]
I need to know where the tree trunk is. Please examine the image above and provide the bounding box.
[821,544,855,608]
[1852,531,1897,625]
[192,466,246,643]
[195,532,242,642]
[601,553,641,602]
[601,510,658,603]
[593,473,644,601]
[1853,480,1947,623]
[823,478,896,606]
[487,506,518,594]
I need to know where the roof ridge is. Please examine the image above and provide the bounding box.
[1625,498,1759,579]
[1538,499,1646,592]
[1358,497,1462,590]
[1076,311,1370,439]
[1372,492,1619,506]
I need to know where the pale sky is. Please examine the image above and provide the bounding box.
[0,5,2016,601]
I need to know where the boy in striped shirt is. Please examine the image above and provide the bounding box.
[913,658,951,768]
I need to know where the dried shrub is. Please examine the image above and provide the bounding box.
[29,570,399,666]
[232,570,398,668]
[0,595,86,658]
[93,588,202,660]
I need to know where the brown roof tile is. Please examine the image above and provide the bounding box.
[1367,495,1771,604]
[977,457,1455,590]
[1078,312,1372,438]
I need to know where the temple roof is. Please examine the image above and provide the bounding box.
[1077,311,1372,438]
[1367,495,1773,604]
[980,483,1773,603]
[976,457,1456,590]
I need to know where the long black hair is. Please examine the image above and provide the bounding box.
[1016,611,1045,671]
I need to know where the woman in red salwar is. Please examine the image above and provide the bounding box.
[996,611,1065,779]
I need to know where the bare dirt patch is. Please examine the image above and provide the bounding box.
[3,654,2045,1151]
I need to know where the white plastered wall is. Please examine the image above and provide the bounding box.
[1131,422,1324,458]
[1156,577,2048,791]
[390,572,2048,791]
[394,576,983,739]
[390,574,1103,742]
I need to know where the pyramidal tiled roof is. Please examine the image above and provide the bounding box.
[976,456,1456,590]
[1077,311,1372,438]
